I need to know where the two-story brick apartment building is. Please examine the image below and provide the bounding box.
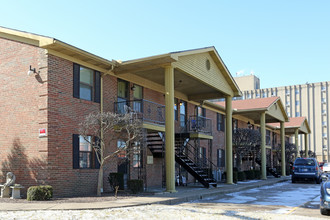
[0,27,246,197]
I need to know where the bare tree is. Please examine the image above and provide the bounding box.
[79,110,143,196]
[274,141,297,173]
[232,128,261,171]
[285,142,297,164]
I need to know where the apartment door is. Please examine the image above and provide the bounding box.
[117,79,129,113]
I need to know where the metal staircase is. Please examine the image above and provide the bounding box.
[255,158,280,178]
[175,134,217,188]
[146,132,164,158]
[146,132,217,188]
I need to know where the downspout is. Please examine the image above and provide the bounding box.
[100,73,104,193]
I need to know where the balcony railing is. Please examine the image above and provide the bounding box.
[187,115,212,135]
[114,99,165,125]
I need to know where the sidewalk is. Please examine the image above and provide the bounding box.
[0,176,290,211]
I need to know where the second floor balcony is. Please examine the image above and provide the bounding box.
[114,99,213,137]
[114,99,165,126]
[186,115,212,136]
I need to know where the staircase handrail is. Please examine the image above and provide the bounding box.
[176,140,217,178]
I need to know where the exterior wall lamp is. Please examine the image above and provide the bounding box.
[27,65,39,76]
[247,121,253,129]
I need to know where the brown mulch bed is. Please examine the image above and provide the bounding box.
[0,191,155,203]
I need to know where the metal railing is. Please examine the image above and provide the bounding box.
[176,140,217,180]
[187,115,212,135]
[114,99,165,125]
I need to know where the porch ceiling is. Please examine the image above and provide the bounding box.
[132,67,225,101]
[234,111,282,124]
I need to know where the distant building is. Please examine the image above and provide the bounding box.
[234,75,330,162]
[234,75,260,91]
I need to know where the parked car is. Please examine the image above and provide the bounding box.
[320,173,330,215]
[323,163,330,173]
[291,158,321,184]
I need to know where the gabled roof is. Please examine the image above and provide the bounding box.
[268,117,311,134]
[230,96,279,111]
[214,97,288,123]
[113,47,242,100]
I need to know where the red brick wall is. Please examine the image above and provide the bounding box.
[0,38,49,195]
[46,55,99,196]
[0,36,229,195]
[46,55,128,196]
[0,37,120,197]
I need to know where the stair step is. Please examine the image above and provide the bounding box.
[148,144,163,147]
[147,139,163,142]
[149,148,162,151]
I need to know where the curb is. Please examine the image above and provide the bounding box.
[153,176,290,206]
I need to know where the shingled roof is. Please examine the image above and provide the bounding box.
[268,117,311,134]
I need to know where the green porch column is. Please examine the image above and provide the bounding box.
[280,121,286,177]
[164,65,176,193]
[305,134,308,158]
[225,96,233,184]
[260,112,267,180]
[295,129,299,158]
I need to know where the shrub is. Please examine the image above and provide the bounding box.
[27,185,53,201]
[108,173,124,191]
[244,170,255,180]
[127,179,143,194]
[237,171,246,181]
[254,170,261,179]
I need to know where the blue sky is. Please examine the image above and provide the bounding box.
[1,0,329,89]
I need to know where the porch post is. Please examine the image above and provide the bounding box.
[164,65,176,192]
[305,134,308,158]
[260,112,267,180]
[225,96,233,184]
[280,121,286,176]
[295,129,299,158]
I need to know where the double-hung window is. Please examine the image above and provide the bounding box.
[217,113,225,132]
[79,136,92,168]
[73,63,101,103]
[180,101,186,129]
[174,98,178,121]
[72,134,100,169]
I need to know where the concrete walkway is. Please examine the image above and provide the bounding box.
[0,176,290,211]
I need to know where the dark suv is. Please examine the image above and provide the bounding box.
[292,158,321,184]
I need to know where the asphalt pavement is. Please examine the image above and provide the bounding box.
[0,176,291,211]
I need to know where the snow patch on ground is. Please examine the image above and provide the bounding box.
[0,204,325,220]
[237,180,262,184]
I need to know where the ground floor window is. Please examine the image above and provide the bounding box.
[132,141,141,168]
[217,149,225,167]
[72,134,100,169]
